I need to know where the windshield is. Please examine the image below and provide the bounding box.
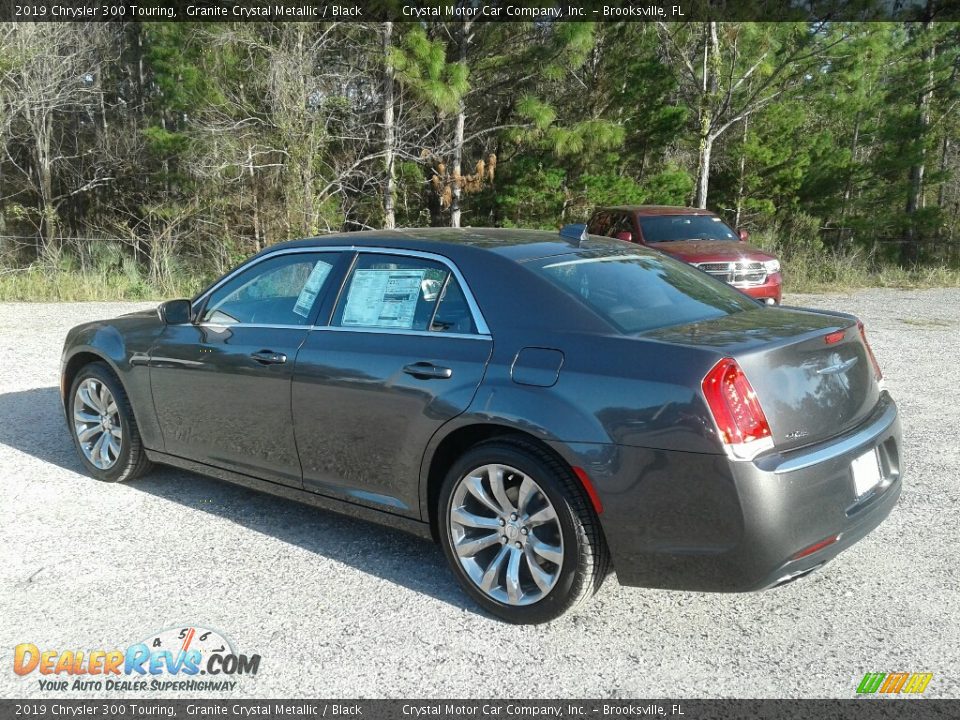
[528,250,758,334]
[639,214,738,243]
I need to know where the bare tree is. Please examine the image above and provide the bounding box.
[2,23,116,262]
[383,22,397,229]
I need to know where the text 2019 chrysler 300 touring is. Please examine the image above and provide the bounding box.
[61,228,902,623]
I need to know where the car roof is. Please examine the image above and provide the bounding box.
[597,205,718,217]
[264,227,623,262]
[258,228,637,335]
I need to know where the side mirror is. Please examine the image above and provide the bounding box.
[159,299,193,325]
[737,229,750,242]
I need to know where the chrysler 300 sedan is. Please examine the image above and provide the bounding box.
[61,229,902,623]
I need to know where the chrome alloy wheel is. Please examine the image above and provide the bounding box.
[73,378,122,470]
[448,463,564,606]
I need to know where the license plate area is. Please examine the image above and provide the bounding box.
[851,448,883,498]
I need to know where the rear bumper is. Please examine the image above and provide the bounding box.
[738,272,782,304]
[732,391,901,590]
[591,392,901,591]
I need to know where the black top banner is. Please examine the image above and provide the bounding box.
[2,0,959,23]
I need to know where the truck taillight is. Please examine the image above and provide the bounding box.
[702,358,773,459]
[857,320,883,382]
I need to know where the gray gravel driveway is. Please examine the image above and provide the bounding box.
[1,289,957,698]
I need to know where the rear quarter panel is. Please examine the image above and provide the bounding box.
[462,331,725,453]
[424,328,743,585]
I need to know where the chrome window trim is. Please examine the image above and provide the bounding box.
[195,323,312,330]
[192,247,353,311]
[188,245,491,337]
[318,326,491,342]
[187,323,490,342]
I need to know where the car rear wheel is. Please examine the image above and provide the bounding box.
[69,362,152,483]
[439,438,608,623]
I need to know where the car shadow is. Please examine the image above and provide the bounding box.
[0,386,477,614]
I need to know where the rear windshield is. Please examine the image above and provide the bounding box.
[639,215,738,243]
[528,251,758,334]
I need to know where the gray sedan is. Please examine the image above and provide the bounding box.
[60,229,902,623]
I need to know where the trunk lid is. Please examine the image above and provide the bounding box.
[645,307,881,452]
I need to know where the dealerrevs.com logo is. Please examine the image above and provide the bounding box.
[856,672,933,695]
[13,626,261,692]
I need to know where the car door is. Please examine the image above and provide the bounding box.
[149,250,346,486]
[291,250,493,516]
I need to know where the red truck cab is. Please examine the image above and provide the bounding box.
[586,206,782,305]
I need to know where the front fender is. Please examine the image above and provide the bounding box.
[61,314,164,450]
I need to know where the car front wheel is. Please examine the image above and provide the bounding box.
[439,438,608,623]
[69,361,152,483]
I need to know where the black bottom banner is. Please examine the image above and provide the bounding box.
[1,700,958,720]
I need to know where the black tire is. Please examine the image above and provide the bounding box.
[68,361,153,483]
[439,437,609,624]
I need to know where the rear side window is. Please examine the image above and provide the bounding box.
[430,277,476,334]
[333,253,476,334]
[528,251,757,334]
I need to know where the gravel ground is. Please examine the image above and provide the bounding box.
[1,289,958,699]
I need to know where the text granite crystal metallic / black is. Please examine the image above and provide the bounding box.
[60,228,902,624]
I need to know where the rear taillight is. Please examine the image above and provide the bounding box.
[702,358,774,459]
[857,320,883,381]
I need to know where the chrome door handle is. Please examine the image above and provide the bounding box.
[403,362,453,380]
[250,350,287,365]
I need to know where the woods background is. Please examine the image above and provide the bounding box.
[0,18,958,299]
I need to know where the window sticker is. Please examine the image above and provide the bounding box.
[292,261,333,317]
[342,269,426,329]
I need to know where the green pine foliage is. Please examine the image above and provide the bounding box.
[1,19,959,299]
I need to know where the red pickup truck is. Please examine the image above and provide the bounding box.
[584,205,782,305]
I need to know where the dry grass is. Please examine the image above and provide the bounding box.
[750,231,960,293]
[0,267,201,301]
[2,241,959,301]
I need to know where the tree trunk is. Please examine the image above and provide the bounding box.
[248,144,262,252]
[903,5,935,263]
[0,143,5,237]
[734,114,749,227]
[840,111,861,223]
[38,112,58,263]
[133,24,148,267]
[298,28,315,235]
[938,132,951,212]
[451,109,465,227]
[936,65,956,215]
[695,135,713,209]
[383,22,397,230]
[694,22,718,209]
[450,20,471,228]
